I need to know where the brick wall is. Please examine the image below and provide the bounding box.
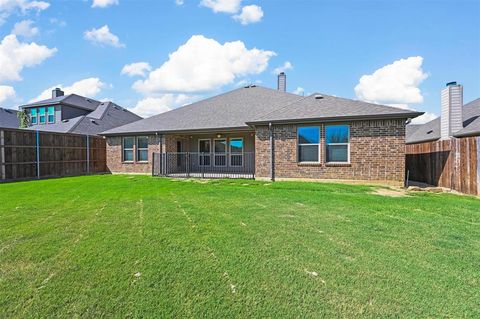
[255,119,406,184]
[106,135,160,174]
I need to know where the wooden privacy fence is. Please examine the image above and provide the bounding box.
[406,137,479,195]
[0,127,107,182]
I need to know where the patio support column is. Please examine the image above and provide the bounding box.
[269,122,275,181]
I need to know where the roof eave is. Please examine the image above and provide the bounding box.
[100,125,253,136]
[246,112,424,126]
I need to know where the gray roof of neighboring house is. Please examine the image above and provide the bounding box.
[406,98,480,144]
[101,86,422,136]
[20,94,101,111]
[101,86,302,135]
[247,93,423,124]
[0,107,20,129]
[26,102,142,136]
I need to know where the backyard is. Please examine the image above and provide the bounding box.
[0,175,479,318]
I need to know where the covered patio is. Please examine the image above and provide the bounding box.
[153,130,256,179]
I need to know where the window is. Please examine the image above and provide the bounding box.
[123,137,134,162]
[298,126,320,162]
[30,108,37,125]
[229,138,244,166]
[198,139,211,166]
[214,139,227,166]
[47,106,55,123]
[136,136,148,162]
[326,125,350,163]
[38,107,46,124]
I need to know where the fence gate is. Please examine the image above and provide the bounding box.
[152,152,255,179]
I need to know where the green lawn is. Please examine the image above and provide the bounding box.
[1,175,479,318]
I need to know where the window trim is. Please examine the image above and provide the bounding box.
[38,107,46,124]
[30,108,37,125]
[122,136,135,163]
[229,137,244,167]
[198,138,211,167]
[47,106,55,123]
[297,126,321,163]
[325,124,350,164]
[136,136,149,163]
[213,138,227,167]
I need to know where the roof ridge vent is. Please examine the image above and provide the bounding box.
[314,94,324,99]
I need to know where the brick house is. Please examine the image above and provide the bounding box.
[102,74,422,185]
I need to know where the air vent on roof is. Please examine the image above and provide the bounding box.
[85,98,93,103]
[244,84,256,88]
[114,106,120,110]
[90,119,96,123]
[427,130,433,134]
[314,94,324,99]
[62,119,69,123]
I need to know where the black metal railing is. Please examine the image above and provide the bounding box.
[152,152,255,179]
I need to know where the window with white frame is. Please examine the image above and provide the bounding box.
[297,126,320,162]
[229,138,243,166]
[325,125,350,163]
[198,139,211,166]
[123,137,134,162]
[38,107,46,124]
[30,108,37,125]
[136,136,148,162]
[214,139,227,166]
[47,106,55,123]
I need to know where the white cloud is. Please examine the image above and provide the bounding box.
[92,0,118,8]
[175,0,184,5]
[50,18,66,27]
[11,20,38,38]
[0,34,57,82]
[30,78,106,102]
[130,94,193,118]
[0,85,16,104]
[200,0,241,13]
[0,0,49,24]
[233,5,263,25]
[84,25,125,48]
[133,35,275,94]
[273,61,292,74]
[355,56,428,106]
[293,87,304,95]
[121,62,151,77]
[411,112,438,124]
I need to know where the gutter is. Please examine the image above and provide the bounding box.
[245,112,424,126]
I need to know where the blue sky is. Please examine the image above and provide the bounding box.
[0,0,479,123]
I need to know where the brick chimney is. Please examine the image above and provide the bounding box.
[440,82,463,139]
[277,72,286,92]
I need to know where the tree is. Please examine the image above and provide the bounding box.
[17,110,30,128]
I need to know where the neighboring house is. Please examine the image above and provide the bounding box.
[405,82,480,195]
[406,87,480,144]
[101,74,422,185]
[19,88,142,136]
[0,107,20,129]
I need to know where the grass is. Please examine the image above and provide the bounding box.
[0,175,479,318]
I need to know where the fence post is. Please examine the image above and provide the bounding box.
[186,152,190,178]
[201,152,204,179]
[36,130,40,179]
[86,135,90,174]
[0,129,4,181]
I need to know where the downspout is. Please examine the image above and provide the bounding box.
[269,122,275,181]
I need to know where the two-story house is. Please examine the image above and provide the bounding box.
[20,88,142,136]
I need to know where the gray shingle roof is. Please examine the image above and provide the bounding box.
[248,93,423,124]
[102,86,423,136]
[406,98,480,144]
[101,86,302,135]
[26,102,142,136]
[20,94,101,111]
[0,107,20,129]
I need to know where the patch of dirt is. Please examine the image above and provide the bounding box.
[372,187,408,197]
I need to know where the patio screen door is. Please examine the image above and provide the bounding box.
[199,139,211,166]
[214,139,227,166]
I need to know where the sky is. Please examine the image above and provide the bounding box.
[0,0,479,124]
